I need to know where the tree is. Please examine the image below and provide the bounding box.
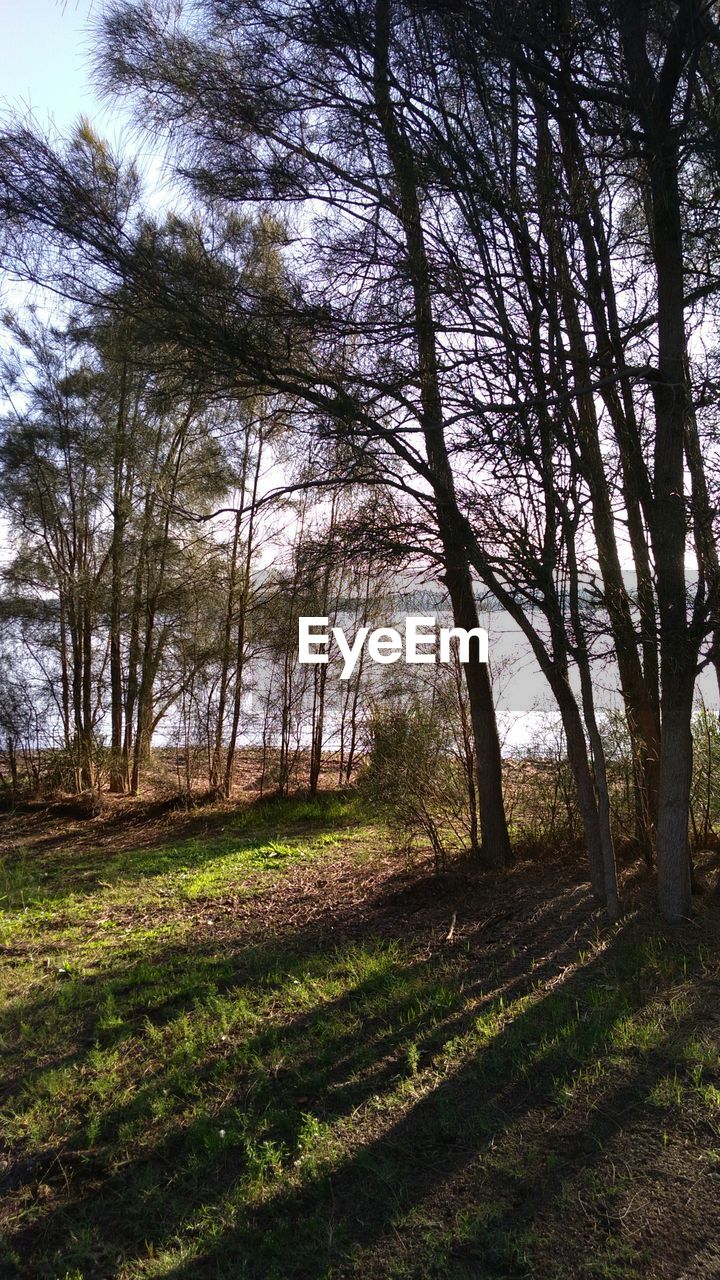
[0,0,718,917]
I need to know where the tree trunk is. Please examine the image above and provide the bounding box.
[109,358,129,794]
[211,506,243,794]
[536,102,660,865]
[223,433,263,799]
[374,0,511,865]
[656,673,694,920]
[443,561,510,865]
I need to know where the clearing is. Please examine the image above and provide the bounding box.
[1,793,720,1279]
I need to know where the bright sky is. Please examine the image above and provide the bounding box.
[0,0,162,568]
[1,1,106,129]
[0,0,169,185]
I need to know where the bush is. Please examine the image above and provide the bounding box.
[690,704,720,847]
[360,699,474,869]
[504,714,581,856]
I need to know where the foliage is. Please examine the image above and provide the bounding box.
[504,715,582,855]
[690,705,720,848]
[361,699,475,868]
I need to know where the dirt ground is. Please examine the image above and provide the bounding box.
[2,788,720,1278]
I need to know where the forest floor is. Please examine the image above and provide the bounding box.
[1,791,720,1279]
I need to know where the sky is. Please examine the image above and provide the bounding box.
[2,1,108,131]
[0,0,169,191]
[0,2,135,333]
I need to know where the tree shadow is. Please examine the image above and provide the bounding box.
[0,789,364,911]
[5,851,716,1279]
[149,925,719,1280]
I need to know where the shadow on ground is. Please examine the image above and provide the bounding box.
[1,811,720,1280]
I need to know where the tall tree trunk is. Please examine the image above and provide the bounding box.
[374,0,511,865]
[109,358,129,794]
[223,432,263,799]
[451,646,480,857]
[81,600,94,789]
[58,596,72,751]
[308,661,328,797]
[566,515,621,917]
[536,105,660,865]
[442,560,509,865]
[620,8,700,920]
[211,505,243,794]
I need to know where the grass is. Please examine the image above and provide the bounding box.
[1,793,720,1278]
[0,791,360,914]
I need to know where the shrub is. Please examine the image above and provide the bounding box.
[360,699,474,869]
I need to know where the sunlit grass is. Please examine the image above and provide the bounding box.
[0,793,367,943]
[1,797,719,1279]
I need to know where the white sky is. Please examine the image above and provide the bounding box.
[0,0,171,207]
[1,1,109,131]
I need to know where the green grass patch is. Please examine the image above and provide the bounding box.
[1,805,720,1279]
